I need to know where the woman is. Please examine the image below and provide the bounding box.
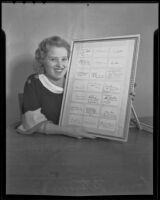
[16,36,95,139]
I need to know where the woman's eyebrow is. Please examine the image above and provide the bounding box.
[48,56,68,58]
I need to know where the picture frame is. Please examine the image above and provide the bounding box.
[59,35,140,142]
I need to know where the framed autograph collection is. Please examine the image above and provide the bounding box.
[59,35,140,142]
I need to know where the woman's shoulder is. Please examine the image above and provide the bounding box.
[25,73,40,85]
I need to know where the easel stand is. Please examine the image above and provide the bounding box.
[131,102,142,130]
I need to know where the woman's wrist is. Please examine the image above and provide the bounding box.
[42,120,64,135]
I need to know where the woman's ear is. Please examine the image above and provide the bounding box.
[33,60,45,74]
[39,64,45,74]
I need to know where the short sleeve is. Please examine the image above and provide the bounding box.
[16,74,47,134]
[22,75,41,114]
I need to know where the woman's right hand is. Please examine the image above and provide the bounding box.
[40,121,96,139]
[63,125,96,139]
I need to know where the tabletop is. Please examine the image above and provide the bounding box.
[6,124,153,196]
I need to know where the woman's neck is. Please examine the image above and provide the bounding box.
[46,76,65,88]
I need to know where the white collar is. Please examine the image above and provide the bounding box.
[39,74,63,94]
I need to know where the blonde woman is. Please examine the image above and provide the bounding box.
[16,36,95,139]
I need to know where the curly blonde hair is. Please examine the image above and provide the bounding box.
[34,36,70,74]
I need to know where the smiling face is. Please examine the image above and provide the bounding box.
[43,46,69,81]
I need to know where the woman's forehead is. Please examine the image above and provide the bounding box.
[47,46,68,57]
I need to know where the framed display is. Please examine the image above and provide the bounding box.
[59,35,140,142]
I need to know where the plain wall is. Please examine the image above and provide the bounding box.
[2,3,158,126]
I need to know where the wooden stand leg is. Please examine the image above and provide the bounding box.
[131,102,142,130]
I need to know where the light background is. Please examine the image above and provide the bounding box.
[2,3,158,126]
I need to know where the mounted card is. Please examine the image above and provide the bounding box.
[59,35,140,142]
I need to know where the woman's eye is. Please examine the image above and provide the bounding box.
[62,57,68,62]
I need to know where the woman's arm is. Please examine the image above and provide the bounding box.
[37,121,96,139]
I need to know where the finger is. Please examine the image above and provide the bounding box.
[77,134,96,139]
[90,136,97,139]
[81,133,96,139]
[77,136,83,139]
[129,92,135,97]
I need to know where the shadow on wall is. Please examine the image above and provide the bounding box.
[6,54,34,126]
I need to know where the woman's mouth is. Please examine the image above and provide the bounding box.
[55,68,64,72]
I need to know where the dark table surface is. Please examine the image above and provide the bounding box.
[6,124,153,196]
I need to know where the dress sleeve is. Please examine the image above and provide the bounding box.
[22,75,41,113]
[16,75,47,134]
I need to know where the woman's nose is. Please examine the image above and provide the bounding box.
[57,59,63,67]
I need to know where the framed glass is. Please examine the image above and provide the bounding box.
[59,35,140,142]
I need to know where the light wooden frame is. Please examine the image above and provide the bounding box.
[59,35,140,142]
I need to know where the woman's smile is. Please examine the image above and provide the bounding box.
[43,46,69,81]
[54,68,64,73]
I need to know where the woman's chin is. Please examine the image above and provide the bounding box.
[52,75,64,81]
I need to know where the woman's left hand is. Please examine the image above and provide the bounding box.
[130,83,136,101]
